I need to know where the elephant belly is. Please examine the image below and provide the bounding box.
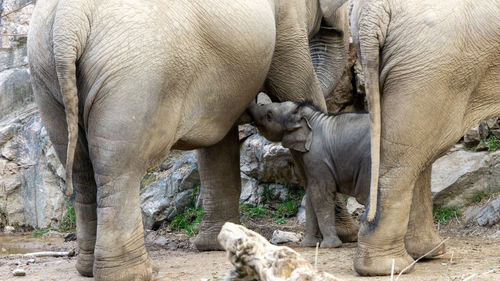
[78,0,276,150]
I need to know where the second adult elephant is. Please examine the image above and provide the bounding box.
[351,0,500,276]
[28,0,350,280]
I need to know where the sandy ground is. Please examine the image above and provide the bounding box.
[1,223,499,281]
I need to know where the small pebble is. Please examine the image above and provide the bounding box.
[14,261,22,266]
[12,268,26,276]
[26,259,35,265]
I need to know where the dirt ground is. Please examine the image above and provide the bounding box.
[1,222,499,281]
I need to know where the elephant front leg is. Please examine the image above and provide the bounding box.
[405,166,445,259]
[300,192,322,247]
[194,126,241,251]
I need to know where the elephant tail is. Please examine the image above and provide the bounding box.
[52,0,91,197]
[358,3,389,222]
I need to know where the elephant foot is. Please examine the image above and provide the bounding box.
[320,236,342,248]
[75,251,94,277]
[93,255,157,281]
[354,243,414,276]
[300,234,322,247]
[194,223,226,251]
[336,222,359,243]
[405,233,446,259]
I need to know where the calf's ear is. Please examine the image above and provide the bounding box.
[282,118,312,152]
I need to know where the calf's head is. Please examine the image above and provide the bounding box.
[248,99,313,152]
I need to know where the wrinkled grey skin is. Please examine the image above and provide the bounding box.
[248,99,369,248]
[28,0,350,280]
[350,0,500,276]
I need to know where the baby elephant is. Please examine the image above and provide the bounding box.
[248,98,370,248]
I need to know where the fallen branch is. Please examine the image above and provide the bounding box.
[24,250,75,258]
[1,33,28,37]
[218,222,342,281]
[1,2,34,17]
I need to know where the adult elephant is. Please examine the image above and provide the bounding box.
[28,0,350,280]
[350,0,500,276]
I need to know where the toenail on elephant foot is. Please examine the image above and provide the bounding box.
[354,244,414,276]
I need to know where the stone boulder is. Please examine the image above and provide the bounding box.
[432,149,500,207]
[240,134,300,187]
[0,111,67,229]
[140,152,201,230]
[475,195,500,226]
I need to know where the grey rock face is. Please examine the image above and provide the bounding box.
[240,134,300,187]
[140,152,201,230]
[463,118,500,150]
[0,111,67,229]
[432,150,500,207]
[474,195,500,226]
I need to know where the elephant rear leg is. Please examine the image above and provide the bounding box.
[405,166,445,259]
[194,126,241,251]
[87,99,174,281]
[32,80,97,277]
[335,195,359,243]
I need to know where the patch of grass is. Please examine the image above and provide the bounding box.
[140,173,157,189]
[239,204,267,219]
[170,207,202,237]
[285,185,305,202]
[59,201,76,232]
[275,217,285,224]
[473,190,487,203]
[481,135,500,152]
[169,184,202,237]
[433,207,461,225]
[32,227,53,237]
[275,200,299,218]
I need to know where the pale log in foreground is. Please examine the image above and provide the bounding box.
[218,222,340,281]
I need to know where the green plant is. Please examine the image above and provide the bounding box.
[261,186,275,203]
[481,135,500,152]
[473,190,486,203]
[275,200,299,218]
[32,227,53,237]
[59,201,76,232]
[285,185,305,202]
[239,204,266,219]
[433,207,461,225]
[169,184,203,237]
[275,217,285,224]
[170,207,202,237]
